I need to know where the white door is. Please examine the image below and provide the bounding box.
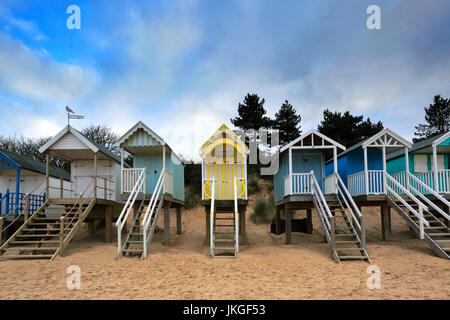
[414,155,428,173]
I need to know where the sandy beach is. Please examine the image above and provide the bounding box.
[0,199,449,300]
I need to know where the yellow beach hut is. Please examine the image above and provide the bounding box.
[199,124,249,257]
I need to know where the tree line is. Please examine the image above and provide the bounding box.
[231,93,450,147]
[0,94,448,170]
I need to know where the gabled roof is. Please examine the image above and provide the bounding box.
[432,131,450,146]
[361,128,412,149]
[280,130,346,153]
[328,128,411,163]
[115,121,183,163]
[38,125,122,164]
[0,149,70,181]
[115,121,165,147]
[200,124,249,156]
[387,131,449,160]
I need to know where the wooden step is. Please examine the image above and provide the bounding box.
[428,233,450,237]
[335,240,359,244]
[214,246,235,250]
[23,228,60,232]
[122,248,143,253]
[338,256,368,260]
[10,240,59,244]
[8,247,58,251]
[335,248,364,251]
[126,241,143,244]
[0,254,54,259]
[216,217,234,220]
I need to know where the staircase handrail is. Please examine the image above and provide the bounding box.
[233,176,239,254]
[334,172,366,249]
[115,168,146,257]
[210,177,216,256]
[142,169,166,258]
[1,178,47,233]
[407,172,450,221]
[385,172,429,239]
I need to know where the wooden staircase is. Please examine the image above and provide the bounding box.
[120,195,163,258]
[0,198,94,260]
[327,196,370,262]
[387,197,450,259]
[212,208,237,257]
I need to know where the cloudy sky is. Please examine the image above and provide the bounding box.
[0,0,449,161]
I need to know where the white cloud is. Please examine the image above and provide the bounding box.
[0,33,98,103]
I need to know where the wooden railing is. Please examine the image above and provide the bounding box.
[284,173,312,196]
[391,169,450,194]
[96,176,115,200]
[347,170,385,196]
[121,168,146,193]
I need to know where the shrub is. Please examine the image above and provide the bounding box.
[183,185,201,209]
[247,174,261,195]
[250,199,274,224]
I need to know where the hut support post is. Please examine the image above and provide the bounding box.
[333,146,338,173]
[363,147,369,195]
[432,145,439,192]
[404,147,410,192]
[204,206,210,246]
[163,204,170,245]
[285,204,291,244]
[288,148,293,195]
[105,206,112,242]
[176,206,182,235]
[382,145,386,192]
[60,178,64,198]
[275,206,281,234]
[15,168,20,214]
[306,208,313,234]
[93,153,97,199]
[380,204,389,241]
[45,154,50,198]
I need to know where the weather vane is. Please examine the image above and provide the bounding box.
[66,106,85,125]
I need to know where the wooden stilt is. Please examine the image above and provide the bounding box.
[204,206,210,246]
[176,206,182,235]
[381,204,389,241]
[239,206,248,245]
[0,217,3,244]
[275,206,281,234]
[285,204,291,244]
[387,206,392,233]
[306,208,313,234]
[105,206,112,242]
[163,205,170,245]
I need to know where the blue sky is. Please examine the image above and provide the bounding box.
[0,0,449,160]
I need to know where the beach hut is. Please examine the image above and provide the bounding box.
[0,125,126,260]
[0,149,70,216]
[324,128,412,198]
[387,131,450,195]
[114,121,184,259]
[322,129,449,259]
[199,124,249,257]
[273,130,369,262]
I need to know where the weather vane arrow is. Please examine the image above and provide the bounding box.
[66,106,85,125]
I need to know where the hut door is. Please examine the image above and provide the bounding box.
[207,163,244,200]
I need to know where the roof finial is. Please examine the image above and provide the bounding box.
[66,106,85,125]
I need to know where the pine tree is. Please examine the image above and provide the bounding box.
[230,93,273,131]
[413,94,450,143]
[317,109,383,147]
[274,100,301,146]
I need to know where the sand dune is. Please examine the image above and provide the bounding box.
[0,201,449,300]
